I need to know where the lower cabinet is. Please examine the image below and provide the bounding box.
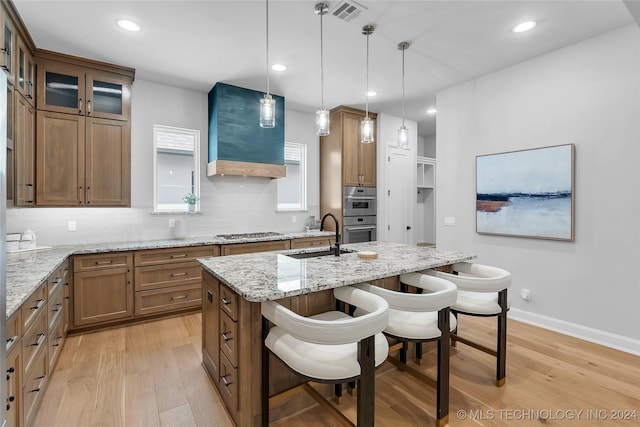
[202,273,220,384]
[221,240,289,256]
[5,312,21,427]
[290,235,334,249]
[73,252,134,327]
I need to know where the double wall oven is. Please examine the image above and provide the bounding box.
[343,186,377,243]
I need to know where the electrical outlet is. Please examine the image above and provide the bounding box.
[168,219,176,228]
[68,221,77,232]
[292,216,297,223]
[521,289,531,301]
[444,217,456,226]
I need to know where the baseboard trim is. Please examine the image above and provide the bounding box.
[508,308,640,356]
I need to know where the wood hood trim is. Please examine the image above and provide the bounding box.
[207,160,286,179]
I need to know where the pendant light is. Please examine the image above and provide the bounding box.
[315,3,330,136]
[398,41,410,149]
[260,0,275,128]
[361,25,375,144]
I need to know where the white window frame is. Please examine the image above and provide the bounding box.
[153,125,200,213]
[277,142,307,211]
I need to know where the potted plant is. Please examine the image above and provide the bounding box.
[183,193,199,212]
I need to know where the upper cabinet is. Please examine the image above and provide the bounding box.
[37,60,131,121]
[16,37,35,103]
[341,111,377,187]
[1,8,16,84]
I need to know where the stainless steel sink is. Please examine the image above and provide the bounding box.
[286,249,351,259]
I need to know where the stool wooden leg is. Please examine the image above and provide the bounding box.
[357,335,376,427]
[436,307,450,426]
[262,317,270,426]
[451,312,458,347]
[334,384,342,404]
[496,289,508,387]
[415,342,423,364]
[400,341,408,364]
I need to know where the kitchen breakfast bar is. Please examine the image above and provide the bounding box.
[198,241,475,426]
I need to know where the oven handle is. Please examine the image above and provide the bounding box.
[346,196,376,201]
[345,226,376,231]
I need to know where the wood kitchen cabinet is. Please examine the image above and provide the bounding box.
[1,5,16,84]
[16,37,34,104]
[37,59,131,121]
[134,245,217,317]
[35,111,130,206]
[15,91,35,206]
[290,236,334,249]
[5,310,21,427]
[221,240,290,256]
[6,81,14,206]
[73,252,134,327]
[202,272,220,385]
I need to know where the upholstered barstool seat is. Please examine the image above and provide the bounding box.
[261,286,389,427]
[355,273,457,427]
[429,262,511,387]
[264,310,389,381]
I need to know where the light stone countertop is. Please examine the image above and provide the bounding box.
[198,241,476,302]
[5,231,334,318]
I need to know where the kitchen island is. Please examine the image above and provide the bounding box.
[198,241,474,426]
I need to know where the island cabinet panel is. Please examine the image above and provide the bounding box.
[202,272,220,385]
[73,253,134,327]
[134,283,201,317]
[202,271,335,426]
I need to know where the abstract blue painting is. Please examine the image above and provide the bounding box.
[476,144,575,241]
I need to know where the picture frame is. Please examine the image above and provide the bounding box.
[476,144,575,241]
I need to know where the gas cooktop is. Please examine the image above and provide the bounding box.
[215,232,284,240]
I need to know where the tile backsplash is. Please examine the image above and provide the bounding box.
[6,176,319,246]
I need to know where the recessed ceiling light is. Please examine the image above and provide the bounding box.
[366,90,377,97]
[512,21,536,33]
[117,19,141,32]
[426,108,437,115]
[271,64,287,72]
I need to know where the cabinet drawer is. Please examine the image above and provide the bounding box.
[219,351,238,414]
[219,284,238,321]
[220,311,238,367]
[23,349,48,427]
[47,265,65,296]
[22,307,47,379]
[134,284,201,317]
[6,310,21,353]
[290,236,333,249]
[6,346,20,427]
[221,240,290,256]
[74,252,133,272]
[21,284,47,332]
[135,262,202,291]
[48,285,64,330]
[134,246,218,266]
[48,315,65,372]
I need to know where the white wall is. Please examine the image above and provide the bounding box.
[436,25,640,353]
[6,80,320,245]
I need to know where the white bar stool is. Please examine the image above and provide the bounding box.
[261,286,389,427]
[355,273,457,427]
[429,262,511,386]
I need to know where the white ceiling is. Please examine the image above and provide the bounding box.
[13,0,635,136]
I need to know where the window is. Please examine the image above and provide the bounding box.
[153,125,200,212]
[277,142,307,211]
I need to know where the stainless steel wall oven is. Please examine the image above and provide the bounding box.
[343,186,377,243]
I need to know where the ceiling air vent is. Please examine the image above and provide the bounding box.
[331,0,367,22]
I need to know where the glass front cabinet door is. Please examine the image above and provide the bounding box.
[37,61,131,121]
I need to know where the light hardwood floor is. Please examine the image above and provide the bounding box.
[34,313,639,427]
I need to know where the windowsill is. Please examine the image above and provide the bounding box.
[150,211,202,216]
[276,208,309,213]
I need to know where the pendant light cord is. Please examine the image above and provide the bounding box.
[401,46,405,127]
[266,0,270,96]
[365,30,369,118]
[320,8,324,110]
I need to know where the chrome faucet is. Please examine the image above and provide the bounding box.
[320,212,340,256]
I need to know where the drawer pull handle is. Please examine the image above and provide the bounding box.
[220,332,232,342]
[95,260,113,265]
[52,344,60,347]
[30,299,45,310]
[6,336,15,345]
[221,297,231,306]
[36,375,46,380]
[171,295,188,301]
[29,388,41,393]
[221,374,232,387]
[170,272,188,277]
[31,333,45,347]
[170,254,188,259]
[52,308,60,312]
[54,277,63,285]
[6,367,14,374]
